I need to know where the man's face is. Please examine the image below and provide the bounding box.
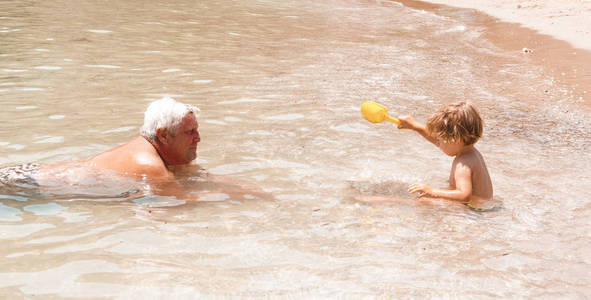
[166,113,200,165]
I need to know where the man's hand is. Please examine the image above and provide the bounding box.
[408,183,434,198]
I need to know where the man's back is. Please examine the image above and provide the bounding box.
[87,136,171,178]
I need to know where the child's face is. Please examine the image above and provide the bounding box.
[438,139,465,156]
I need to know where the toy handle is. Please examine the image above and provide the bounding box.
[386,115,400,125]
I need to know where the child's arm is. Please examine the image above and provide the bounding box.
[397,116,438,146]
[408,160,472,202]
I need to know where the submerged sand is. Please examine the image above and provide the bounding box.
[404,0,591,109]
[424,0,591,51]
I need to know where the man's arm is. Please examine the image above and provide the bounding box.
[148,167,270,202]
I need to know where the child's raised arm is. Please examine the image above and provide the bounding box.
[397,116,438,146]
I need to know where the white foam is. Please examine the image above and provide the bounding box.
[6,144,25,150]
[265,113,304,121]
[5,251,35,258]
[267,159,309,169]
[84,65,121,69]
[102,126,136,134]
[312,136,334,145]
[48,115,65,119]
[193,79,213,84]
[197,193,230,202]
[145,93,183,98]
[35,48,50,52]
[34,136,64,144]
[248,130,273,136]
[330,123,373,134]
[438,25,467,34]
[162,68,180,73]
[410,8,450,21]
[204,120,227,125]
[218,97,271,105]
[224,117,241,122]
[87,30,112,33]
[3,69,27,73]
[34,66,62,70]
[251,174,268,181]
[0,89,8,93]
[19,88,44,91]
[208,161,262,175]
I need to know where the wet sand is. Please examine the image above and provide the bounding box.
[403,0,591,109]
[422,0,591,51]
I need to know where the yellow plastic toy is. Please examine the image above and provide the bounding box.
[360,101,400,125]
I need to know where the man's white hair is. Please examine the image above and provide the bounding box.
[140,97,200,141]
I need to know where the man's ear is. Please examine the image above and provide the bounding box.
[156,128,168,144]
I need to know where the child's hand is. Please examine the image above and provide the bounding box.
[408,183,434,197]
[397,116,416,130]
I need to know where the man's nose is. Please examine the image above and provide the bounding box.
[194,130,201,143]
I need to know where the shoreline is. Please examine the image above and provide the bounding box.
[400,0,591,109]
[420,0,591,52]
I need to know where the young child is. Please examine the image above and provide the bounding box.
[397,102,493,210]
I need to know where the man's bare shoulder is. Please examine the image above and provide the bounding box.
[122,139,171,178]
[89,137,170,178]
[127,152,167,176]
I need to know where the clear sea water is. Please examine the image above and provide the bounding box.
[1,0,590,298]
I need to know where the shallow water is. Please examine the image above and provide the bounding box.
[1,0,591,298]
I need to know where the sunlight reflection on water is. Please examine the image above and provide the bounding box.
[0,0,590,297]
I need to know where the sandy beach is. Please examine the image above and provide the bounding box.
[402,0,591,108]
[428,0,591,50]
[424,0,591,51]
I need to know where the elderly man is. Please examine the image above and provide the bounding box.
[0,98,214,199]
[85,97,201,178]
[32,97,202,180]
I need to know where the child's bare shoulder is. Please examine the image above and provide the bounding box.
[454,147,486,168]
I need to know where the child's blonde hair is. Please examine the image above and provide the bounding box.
[426,102,483,145]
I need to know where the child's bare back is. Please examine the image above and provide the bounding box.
[449,146,493,208]
[398,101,494,210]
